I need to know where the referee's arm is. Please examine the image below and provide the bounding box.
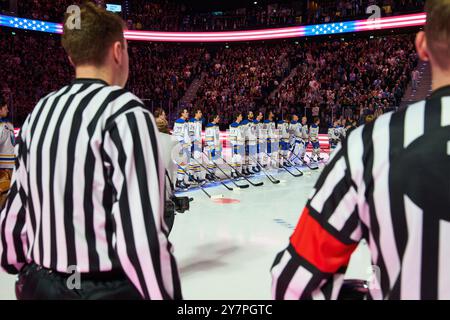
[271,140,363,300]
[0,124,29,274]
[103,107,182,300]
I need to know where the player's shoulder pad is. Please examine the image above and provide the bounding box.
[263,119,271,124]
[206,123,215,128]
[277,120,284,125]
[175,118,185,124]
[241,119,249,125]
[253,120,259,124]
[291,121,297,125]
[189,118,196,123]
[230,122,240,128]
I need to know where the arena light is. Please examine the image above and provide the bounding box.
[0,12,426,42]
[355,13,427,31]
[124,30,306,42]
[106,4,122,13]
[304,13,426,37]
[304,21,356,36]
[124,25,306,37]
[355,13,426,27]
[0,14,63,34]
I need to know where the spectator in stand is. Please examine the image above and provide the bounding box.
[154,107,170,134]
[0,96,14,209]
[412,68,421,90]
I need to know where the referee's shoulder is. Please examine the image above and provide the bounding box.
[34,86,69,108]
[102,85,146,110]
[100,86,153,128]
[345,100,426,151]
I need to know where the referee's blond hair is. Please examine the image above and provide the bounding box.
[425,0,450,70]
[62,2,126,66]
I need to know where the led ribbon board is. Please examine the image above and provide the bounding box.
[0,15,63,33]
[0,12,426,42]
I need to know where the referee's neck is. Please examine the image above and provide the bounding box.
[75,66,114,87]
[431,68,450,93]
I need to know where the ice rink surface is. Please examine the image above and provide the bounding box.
[0,160,371,300]
[170,161,372,300]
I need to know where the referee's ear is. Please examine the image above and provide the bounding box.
[415,31,430,63]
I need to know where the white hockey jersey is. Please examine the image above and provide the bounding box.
[331,126,342,141]
[290,121,302,139]
[0,121,15,169]
[229,122,244,145]
[205,122,220,148]
[173,118,191,146]
[263,120,276,139]
[339,126,347,139]
[247,120,258,143]
[188,118,202,143]
[301,124,309,140]
[240,119,250,141]
[278,121,291,141]
[309,124,320,142]
[257,121,267,140]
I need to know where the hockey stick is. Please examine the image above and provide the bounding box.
[249,155,280,184]
[177,165,224,199]
[192,156,234,191]
[219,155,264,187]
[289,149,319,171]
[263,151,303,178]
[202,151,250,189]
[305,153,325,164]
[278,152,304,177]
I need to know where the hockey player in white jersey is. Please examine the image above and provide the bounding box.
[278,115,291,167]
[299,116,309,162]
[256,112,266,169]
[289,114,303,165]
[240,112,250,176]
[173,109,191,189]
[309,117,323,162]
[244,111,259,174]
[329,119,341,150]
[263,111,276,168]
[188,109,204,183]
[205,114,221,181]
[272,125,282,169]
[229,112,245,179]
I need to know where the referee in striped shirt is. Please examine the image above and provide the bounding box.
[0,3,181,300]
[271,0,450,300]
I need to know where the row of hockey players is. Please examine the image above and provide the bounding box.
[172,108,329,189]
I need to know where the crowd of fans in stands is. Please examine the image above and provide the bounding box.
[1,26,417,132]
[127,43,205,112]
[186,34,417,130]
[269,35,418,130]
[0,0,423,131]
[0,32,72,126]
[0,31,202,126]
[191,43,295,129]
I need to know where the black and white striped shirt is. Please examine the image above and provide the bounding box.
[271,85,450,300]
[0,78,182,300]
